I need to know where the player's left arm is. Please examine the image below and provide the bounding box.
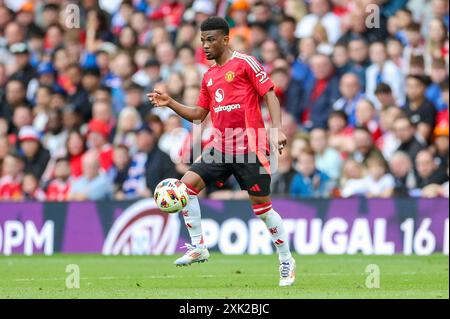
[264,89,287,155]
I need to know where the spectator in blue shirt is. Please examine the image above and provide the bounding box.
[426,58,448,111]
[290,148,333,198]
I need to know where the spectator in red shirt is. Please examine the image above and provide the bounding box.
[46,157,71,201]
[66,130,86,178]
[435,80,449,129]
[0,153,24,200]
[86,119,114,172]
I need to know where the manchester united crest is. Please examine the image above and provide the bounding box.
[225,71,235,82]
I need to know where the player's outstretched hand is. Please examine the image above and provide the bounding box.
[147,90,171,107]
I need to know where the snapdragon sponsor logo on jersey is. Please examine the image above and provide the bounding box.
[213,104,241,113]
[102,199,180,255]
[213,88,241,113]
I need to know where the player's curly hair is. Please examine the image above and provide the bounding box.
[200,16,229,36]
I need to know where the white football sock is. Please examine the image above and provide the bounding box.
[182,186,204,246]
[253,203,292,262]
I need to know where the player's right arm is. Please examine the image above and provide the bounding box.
[147,90,209,123]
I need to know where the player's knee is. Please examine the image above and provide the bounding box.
[182,172,205,196]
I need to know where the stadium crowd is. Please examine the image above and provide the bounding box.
[0,0,448,201]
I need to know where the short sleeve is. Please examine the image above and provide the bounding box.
[243,55,275,97]
[196,76,211,110]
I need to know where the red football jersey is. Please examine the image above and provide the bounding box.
[196,51,274,155]
[46,179,71,201]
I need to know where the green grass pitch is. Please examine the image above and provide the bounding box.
[0,254,448,299]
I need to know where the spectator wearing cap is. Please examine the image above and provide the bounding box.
[91,100,116,141]
[16,2,41,42]
[332,72,365,126]
[68,150,113,201]
[393,116,426,163]
[403,74,437,142]
[86,119,114,172]
[414,149,448,192]
[432,116,449,172]
[229,0,251,45]
[17,126,50,180]
[295,54,340,129]
[295,0,341,44]
[24,61,56,104]
[192,0,216,26]
[366,42,406,109]
[9,42,36,86]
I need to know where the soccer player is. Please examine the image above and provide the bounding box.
[147,17,295,287]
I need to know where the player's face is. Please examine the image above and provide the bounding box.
[200,30,228,60]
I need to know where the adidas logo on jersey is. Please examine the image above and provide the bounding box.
[207,78,213,87]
